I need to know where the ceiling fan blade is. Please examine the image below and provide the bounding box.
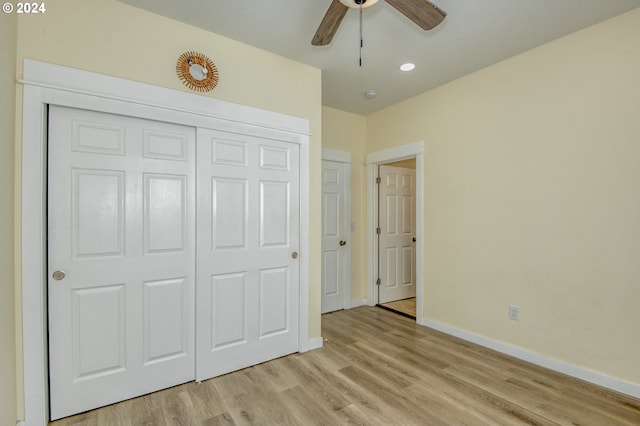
[384,0,446,30]
[312,0,349,46]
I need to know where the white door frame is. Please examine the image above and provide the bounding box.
[321,149,351,312]
[366,142,424,321]
[19,59,312,426]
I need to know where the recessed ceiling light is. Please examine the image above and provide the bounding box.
[400,63,416,72]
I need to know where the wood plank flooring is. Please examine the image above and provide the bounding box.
[50,306,640,425]
[379,297,416,318]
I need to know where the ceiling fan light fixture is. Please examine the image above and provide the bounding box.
[400,62,416,72]
[339,0,379,9]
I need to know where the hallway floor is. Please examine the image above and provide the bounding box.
[378,297,416,319]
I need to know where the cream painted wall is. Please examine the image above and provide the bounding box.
[14,0,322,420]
[386,158,416,169]
[0,12,17,426]
[367,7,640,385]
[321,107,368,303]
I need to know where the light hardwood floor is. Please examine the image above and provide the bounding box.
[50,306,640,425]
[379,297,417,318]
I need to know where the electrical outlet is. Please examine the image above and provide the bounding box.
[508,305,520,321]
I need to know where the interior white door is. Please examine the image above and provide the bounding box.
[195,128,300,381]
[378,165,416,304]
[48,106,196,420]
[321,160,349,313]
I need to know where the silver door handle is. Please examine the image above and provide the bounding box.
[52,270,66,281]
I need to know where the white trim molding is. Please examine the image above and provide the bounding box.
[20,59,312,425]
[366,142,424,322]
[301,337,324,352]
[367,141,423,164]
[19,60,310,137]
[348,299,368,309]
[422,318,640,399]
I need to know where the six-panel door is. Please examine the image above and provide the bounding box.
[47,106,196,420]
[378,165,416,304]
[321,160,348,313]
[195,128,300,381]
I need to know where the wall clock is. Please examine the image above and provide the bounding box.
[176,51,219,92]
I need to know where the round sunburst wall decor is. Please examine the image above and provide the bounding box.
[176,51,219,92]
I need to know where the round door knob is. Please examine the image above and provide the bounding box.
[412,237,416,242]
[339,240,347,246]
[291,252,298,259]
[52,270,66,281]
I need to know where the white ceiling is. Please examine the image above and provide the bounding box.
[117,0,640,115]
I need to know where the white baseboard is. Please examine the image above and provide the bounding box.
[349,299,368,308]
[16,421,26,426]
[421,318,640,399]
[300,337,323,352]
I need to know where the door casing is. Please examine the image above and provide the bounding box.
[366,142,424,322]
[20,59,313,425]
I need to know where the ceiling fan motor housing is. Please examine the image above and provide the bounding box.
[313,0,445,46]
[339,0,379,9]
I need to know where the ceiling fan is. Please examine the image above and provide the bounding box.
[312,0,446,46]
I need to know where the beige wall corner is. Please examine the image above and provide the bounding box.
[1,10,18,426]
[366,7,640,388]
[321,107,368,304]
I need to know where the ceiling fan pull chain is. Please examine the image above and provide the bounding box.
[359,4,363,66]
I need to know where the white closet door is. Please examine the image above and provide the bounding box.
[321,160,349,313]
[378,165,416,303]
[47,106,196,420]
[196,128,300,381]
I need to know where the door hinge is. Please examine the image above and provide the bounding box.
[376,227,381,235]
[376,177,381,184]
[376,278,381,286]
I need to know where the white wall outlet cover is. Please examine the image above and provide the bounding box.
[508,305,520,321]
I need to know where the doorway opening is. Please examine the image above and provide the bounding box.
[378,297,417,319]
[375,159,416,318]
[366,142,424,323]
